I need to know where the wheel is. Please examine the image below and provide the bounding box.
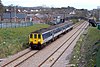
[38,44,42,50]
[30,45,34,50]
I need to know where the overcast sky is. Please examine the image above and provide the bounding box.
[2,0,100,10]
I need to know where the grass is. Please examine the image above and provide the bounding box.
[0,24,49,58]
[97,45,100,67]
[70,27,100,67]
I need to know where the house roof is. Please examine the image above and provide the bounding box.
[27,13,48,19]
[3,12,27,19]
[53,14,64,19]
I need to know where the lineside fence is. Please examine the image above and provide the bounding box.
[0,21,33,28]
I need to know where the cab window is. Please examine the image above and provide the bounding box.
[38,34,41,39]
[34,34,37,38]
[30,34,33,38]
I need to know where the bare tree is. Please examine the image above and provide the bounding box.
[0,0,4,21]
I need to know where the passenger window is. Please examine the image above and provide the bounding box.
[42,32,52,39]
[38,34,41,39]
[34,34,37,38]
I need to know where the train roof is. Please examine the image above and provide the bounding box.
[31,21,73,34]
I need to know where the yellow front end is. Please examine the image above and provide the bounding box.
[29,33,43,45]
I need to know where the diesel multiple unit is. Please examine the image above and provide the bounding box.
[29,21,73,49]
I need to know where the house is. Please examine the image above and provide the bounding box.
[27,13,53,23]
[2,12,28,22]
[51,14,64,24]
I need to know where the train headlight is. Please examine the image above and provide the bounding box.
[38,39,41,41]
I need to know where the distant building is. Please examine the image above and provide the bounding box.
[27,13,53,23]
[2,12,29,22]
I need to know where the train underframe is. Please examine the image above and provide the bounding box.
[30,42,42,50]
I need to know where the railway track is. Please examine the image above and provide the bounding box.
[0,21,88,67]
[39,22,88,67]
[0,49,39,67]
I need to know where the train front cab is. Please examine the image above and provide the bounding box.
[29,33,43,49]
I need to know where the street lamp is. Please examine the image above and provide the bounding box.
[7,5,12,22]
[14,6,17,22]
[6,8,11,22]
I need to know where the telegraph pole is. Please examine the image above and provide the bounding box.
[14,6,17,22]
[97,6,100,21]
[0,0,4,21]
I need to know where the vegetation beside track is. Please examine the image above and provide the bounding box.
[71,19,79,24]
[0,24,49,58]
[70,27,100,67]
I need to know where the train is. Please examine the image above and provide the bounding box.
[29,21,74,49]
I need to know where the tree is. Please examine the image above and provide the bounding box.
[0,0,4,21]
